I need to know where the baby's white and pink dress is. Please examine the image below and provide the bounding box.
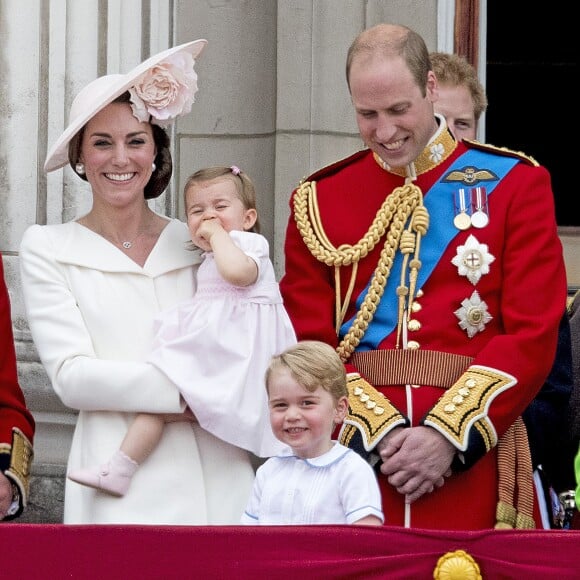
[148,230,296,457]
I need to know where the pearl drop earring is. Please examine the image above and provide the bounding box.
[151,162,157,172]
[75,163,85,175]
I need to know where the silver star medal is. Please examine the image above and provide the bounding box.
[451,234,495,285]
[454,290,493,338]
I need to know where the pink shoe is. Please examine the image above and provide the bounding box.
[68,450,139,497]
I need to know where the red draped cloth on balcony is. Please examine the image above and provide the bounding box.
[2,524,578,578]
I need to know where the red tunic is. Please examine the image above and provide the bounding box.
[280,132,567,530]
[0,255,35,517]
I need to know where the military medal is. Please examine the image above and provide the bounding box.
[453,188,471,230]
[451,234,496,285]
[454,290,493,338]
[470,187,489,228]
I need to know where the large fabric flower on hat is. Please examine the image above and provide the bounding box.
[129,51,199,127]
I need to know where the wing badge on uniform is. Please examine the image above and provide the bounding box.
[443,166,498,186]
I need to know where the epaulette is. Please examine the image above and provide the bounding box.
[463,139,539,167]
[298,149,369,186]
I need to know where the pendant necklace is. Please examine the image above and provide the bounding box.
[119,232,145,250]
[77,216,146,250]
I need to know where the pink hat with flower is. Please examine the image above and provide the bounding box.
[44,39,207,173]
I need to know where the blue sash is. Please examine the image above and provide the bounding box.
[339,148,519,350]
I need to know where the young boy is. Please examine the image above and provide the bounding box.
[241,340,384,526]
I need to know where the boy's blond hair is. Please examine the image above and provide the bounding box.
[266,340,347,400]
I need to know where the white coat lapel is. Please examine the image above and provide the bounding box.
[55,219,202,275]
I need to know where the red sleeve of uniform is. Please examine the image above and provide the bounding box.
[465,162,567,435]
[0,257,35,467]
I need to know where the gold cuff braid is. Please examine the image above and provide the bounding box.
[423,366,515,451]
[4,428,33,503]
[340,374,407,451]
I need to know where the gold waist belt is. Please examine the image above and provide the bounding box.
[350,349,473,389]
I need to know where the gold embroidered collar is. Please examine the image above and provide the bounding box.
[373,114,457,179]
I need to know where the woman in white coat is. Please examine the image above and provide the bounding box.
[19,40,256,525]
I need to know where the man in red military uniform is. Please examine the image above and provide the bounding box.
[0,255,34,520]
[280,23,567,530]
